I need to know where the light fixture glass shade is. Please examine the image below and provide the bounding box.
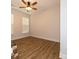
[26,7,32,11]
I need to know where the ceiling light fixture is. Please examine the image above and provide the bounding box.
[26,7,32,11]
[19,0,37,12]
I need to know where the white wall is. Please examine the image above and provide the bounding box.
[60,0,67,59]
[30,7,60,42]
[11,8,29,40]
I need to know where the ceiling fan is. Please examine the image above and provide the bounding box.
[19,0,37,11]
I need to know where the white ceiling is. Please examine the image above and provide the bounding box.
[11,0,60,14]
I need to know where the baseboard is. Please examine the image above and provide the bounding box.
[11,34,60,42]
[11,33,29,40]
[30,35,60,42]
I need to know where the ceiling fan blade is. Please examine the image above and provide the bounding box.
[19,7,26,8]
[32,2,37,5]
[27,1,31,7]
[22,0,26,5]
[32,8,37,10]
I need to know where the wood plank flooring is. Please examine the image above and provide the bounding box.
[13,36,60,59]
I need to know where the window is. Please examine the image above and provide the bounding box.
[22,17,29,33]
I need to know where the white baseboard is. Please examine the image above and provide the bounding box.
[11,34,60,42]
[11,33,29,40]
[30,35,60,42]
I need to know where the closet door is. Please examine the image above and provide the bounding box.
[22,17,29,33]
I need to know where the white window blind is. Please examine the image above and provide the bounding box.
[22,17,29,33]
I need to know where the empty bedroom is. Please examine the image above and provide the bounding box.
[11,0,60,59]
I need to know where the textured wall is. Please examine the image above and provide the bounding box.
[30,7,60,42]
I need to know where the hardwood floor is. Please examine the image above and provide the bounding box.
[13,36,60,59]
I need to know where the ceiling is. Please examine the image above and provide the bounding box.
[11,0,60,14]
